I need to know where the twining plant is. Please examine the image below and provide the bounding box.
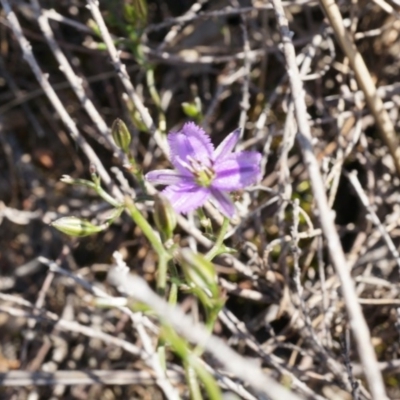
[51,119,261,399]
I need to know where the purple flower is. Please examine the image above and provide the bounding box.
[145,122,262,217]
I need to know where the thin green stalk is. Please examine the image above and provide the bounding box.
[193,307,219,358]
[95,185,122,208]
[185,362,204,400]
[127,155,146,192]
[192,358,222,400]
[197,208,213,236]
[125,196,171,296]
[146,66,166,133]
[168,280,178,305]
[157,253,168,296]
[62,177,122,208]
[205,217,230,261]
[124,196,169,259]
[157,344,167,371]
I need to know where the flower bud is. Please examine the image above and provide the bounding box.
[179,248,219,298]
[60,175,74,184]
[153,195,177,239]
[111,118,131,153]
[50,216,106,237]
[181,102,201,119]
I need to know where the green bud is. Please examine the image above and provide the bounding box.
[179,248,219,298]
[111,118,131,153]
[181,102,201,119]
[50,216,106,237]
[122,95,149,132]
[153,195,177,240]
[60,175,74,184]
[123,0,148,30]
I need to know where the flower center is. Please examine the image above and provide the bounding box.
[194,166,215,187]
[187,157,215,187]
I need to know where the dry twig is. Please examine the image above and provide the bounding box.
[271,0,388,398]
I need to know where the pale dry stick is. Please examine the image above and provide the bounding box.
[277,102,295,239]
[19,266,55,366]
[275,28,322,228]
[353,359,400,376]
[0,370,181,386]
[244,28,326,154]
[346,171,400,272]
[157,0,209,50]
[43,8,93,32]
[276,31,323,184]
[327,115,363,208]
[144,1,318,34]
[0,367,256,400]
[318,98,400,128]
[342,326,360,400]
[0,66,139,116]
[203,66,249,130]
[237,10,251,137]
[38,256,179,400]
[142,42,307,66]
[107,270,305,400]
[320,0,400,176]
[219,309,326,400]
[325,82,400,104]
[289,200,351,389]
[372,0,400,18]
[0,55,45,137]
[198,358,258,400]
[358,298,400,305]
[355,18,400,40]
[271,0,388,398]
[317,235,332,348]
[29,0,113,144]
[0,300,143,358]
[86,0,168,157]
[219,278,270,303]
[1,0,121,200]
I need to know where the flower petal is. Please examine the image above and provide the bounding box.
[145,169,192,186]
[213,128,240,162]
[212,151,262,191]
[168,122,214,169]
[210,188,235,217]
[163,183,210,214]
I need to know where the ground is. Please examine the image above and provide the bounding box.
[1,1,400,399]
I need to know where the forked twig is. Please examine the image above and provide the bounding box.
[86,0,168,157]
[271,0,388,399]
[1,0,122,200]
[108,270,304,400]
[320,0,400,176]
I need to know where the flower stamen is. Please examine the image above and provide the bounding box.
[184,156,215,187]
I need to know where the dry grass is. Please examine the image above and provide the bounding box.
[1,0,400,399]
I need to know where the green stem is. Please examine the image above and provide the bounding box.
[157,343,166,372]
[157,253,168,296]
[185,362,203,400]
[124,197,169,260]
[197,208,212,235]
[191,357,222,400]
[127,155,147,193]
[125,197,171,295]
[205,217,230,261]
[168,280,178,305]
[64,178,122,208]
[146,66,166,133]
